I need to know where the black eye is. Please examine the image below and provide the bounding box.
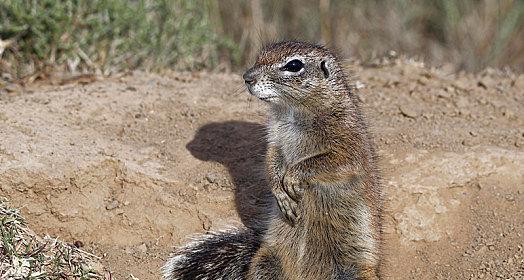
[281,59,304,72]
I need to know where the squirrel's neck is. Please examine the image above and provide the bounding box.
[270,100,348,129]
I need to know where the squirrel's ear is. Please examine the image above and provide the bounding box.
[320,60,329,79]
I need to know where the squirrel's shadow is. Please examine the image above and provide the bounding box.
[186,121,274,230]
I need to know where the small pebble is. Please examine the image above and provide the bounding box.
[399,104,420,119]
[137,243,147,254]
[73,240,84,248]
[106,200,119,210]
[205,173,220,184]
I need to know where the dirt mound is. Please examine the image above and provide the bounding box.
[0,63,522,279]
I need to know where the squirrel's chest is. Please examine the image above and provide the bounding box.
[268,118,319,164]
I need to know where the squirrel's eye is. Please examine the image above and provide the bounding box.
[281,59,304,72]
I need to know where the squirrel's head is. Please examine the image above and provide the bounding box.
[243,41,350,110]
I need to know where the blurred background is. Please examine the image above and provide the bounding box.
[0,0,523,79]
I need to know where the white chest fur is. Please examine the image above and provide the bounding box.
[267,109,319,165]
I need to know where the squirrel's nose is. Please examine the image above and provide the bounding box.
[243,70,257,85]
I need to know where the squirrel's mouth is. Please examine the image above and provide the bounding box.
[259,96,277,102]
[245,85,278,102]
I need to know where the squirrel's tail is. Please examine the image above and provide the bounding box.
[163,228,262,280]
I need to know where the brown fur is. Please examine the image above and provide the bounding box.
[244,41,383,280]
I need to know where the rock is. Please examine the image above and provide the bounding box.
[511,76,524,88]
[462,137,480,146]
[73,240,84,248]
[477,80,488,89]
[205,173,220,184]
[5,84,20,93]
[197,211,212,231]
[1,72,12,81]
[136,243,147,254]
[354,81,366,89]
[502,109,515,119]
[437,89,451,99]
[105,200,119,210]
[399,104,420,119]
[515,139,523,148]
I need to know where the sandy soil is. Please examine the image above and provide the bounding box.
[0,61,523,279]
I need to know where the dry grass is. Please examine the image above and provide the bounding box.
[220,0,524,72]
[0,199,108,279]
[0,0,523,80]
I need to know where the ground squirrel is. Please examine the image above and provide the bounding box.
[163,41,383,280]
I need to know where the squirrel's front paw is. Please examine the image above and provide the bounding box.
[274,172,305,225]
[274,187,300,225]
[282,173,305,202]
